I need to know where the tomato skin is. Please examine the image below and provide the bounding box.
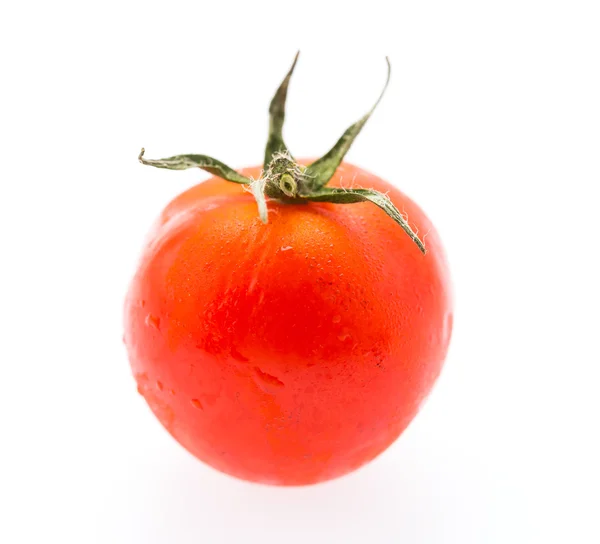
[124,161,452,485]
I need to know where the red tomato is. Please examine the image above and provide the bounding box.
[124,160,452,485]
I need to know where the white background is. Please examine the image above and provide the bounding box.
[1,1,599,542]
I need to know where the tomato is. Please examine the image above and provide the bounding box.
[124,55,452,485]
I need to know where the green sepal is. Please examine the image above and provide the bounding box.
[301,187,426,254]
[304,58,391,190]
[263,52,299,170]
[138,148,251,184]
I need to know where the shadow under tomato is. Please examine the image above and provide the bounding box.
[94,435,524,544]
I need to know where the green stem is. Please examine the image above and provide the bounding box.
[138,56,427,254]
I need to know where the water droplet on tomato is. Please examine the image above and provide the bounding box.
[280,245,293,251]
[332,314,341,323]
[191,398,203,410]
[230,347,249,362]
[253,367,285,395]
[338,332,351,342]
[145,314,160,330]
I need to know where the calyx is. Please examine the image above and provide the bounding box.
[139,53,425,254]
